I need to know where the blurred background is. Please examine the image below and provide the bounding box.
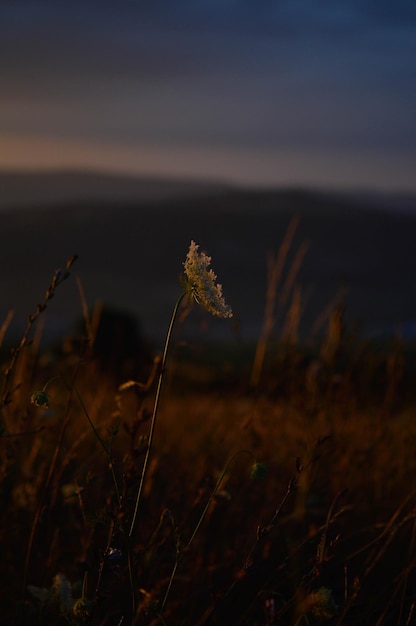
[1,1,416,346]
[2,1,416,189]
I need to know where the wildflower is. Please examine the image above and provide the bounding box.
[28,573,74,610]
[183,240,232,318]
[106,547,122,561]
[51,573,74,610]
[30,390,50,408]
[249,462,268,481]
[73,596,93,619]
[305,587,338,620]
[27,584,51,605]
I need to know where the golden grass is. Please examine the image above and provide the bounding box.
[2,256,416,625]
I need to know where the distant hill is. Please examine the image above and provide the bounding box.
[1,169,415,214]
[0,169,231,210]
[1,170,416,345]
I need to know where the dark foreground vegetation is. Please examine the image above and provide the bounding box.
[2,254,416,626]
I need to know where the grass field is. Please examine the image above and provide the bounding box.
[1,238,416,626]
[2,178,416,345]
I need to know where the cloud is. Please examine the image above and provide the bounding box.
[2,133,416,192]
[2,1,415,89]
[1,0,415,186]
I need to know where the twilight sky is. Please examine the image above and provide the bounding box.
[1,1,416,191]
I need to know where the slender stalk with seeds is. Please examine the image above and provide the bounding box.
[0,255,77,432]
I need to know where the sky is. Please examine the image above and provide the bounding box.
[1,1,416,191]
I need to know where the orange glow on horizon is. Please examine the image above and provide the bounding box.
[1,134,415,193]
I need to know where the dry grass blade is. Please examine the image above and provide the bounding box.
[0,309,14,350]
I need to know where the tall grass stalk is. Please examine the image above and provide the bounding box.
[0,309,14,351]
[128,292,186,538]
[250,218,301,388]
[160,449,257,613]
[0,255,77,431]
[31,375,121,501]
[23,364,81,596]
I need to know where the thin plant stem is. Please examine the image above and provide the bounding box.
[1,255,77,429]
[72,383,121,502]
[187,449,255,550]
[42,375,121,502]
[250,218,298,389]
[0,309,14,350]
[128,292,186,539]
[160,449,255,613]
[22,364,81,596]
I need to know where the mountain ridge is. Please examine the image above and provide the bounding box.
[1,175,416,344]
[0,169,233,210]
[1,169,416,214]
